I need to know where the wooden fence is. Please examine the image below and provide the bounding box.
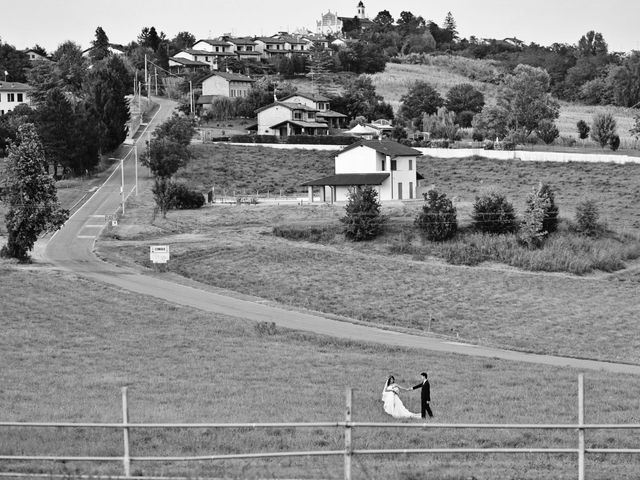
[1,374,639,480]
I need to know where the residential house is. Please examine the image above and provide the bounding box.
[197,71,255,108]
[0,81,32,115]
[270,34,311,55]
[23,49,51,63]
[224,37,261,61]
[168,56,210,74]
[190,39,237,70]
[81,44,125,57]
[278,93,347,129]
[254,37,291,60]
[302,139,424,202]
[256,101,328,136]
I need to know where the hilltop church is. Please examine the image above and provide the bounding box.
[316,1,370,35]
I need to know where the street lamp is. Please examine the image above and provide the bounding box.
[189,80,194,115]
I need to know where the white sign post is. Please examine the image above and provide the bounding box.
[150,245,170,264]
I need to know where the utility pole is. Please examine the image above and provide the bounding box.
[154,67,158,96]
[189,80,194,115]
[134,146,138,196]
[144,54,149,100]
[120,158,125,215]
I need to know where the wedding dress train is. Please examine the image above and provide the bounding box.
[381,382,421,419]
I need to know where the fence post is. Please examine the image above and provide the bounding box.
[578,374,584,480]
[344,388,352,480]
[122,387,131,478]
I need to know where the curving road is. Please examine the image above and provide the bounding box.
[43,97,640,376]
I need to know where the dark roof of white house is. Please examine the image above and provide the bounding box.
[339,139,422,157]
[0,81,32,91]
[302,173,390,187]
[200,71,255,83]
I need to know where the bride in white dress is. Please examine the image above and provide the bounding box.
[381,376,421,419]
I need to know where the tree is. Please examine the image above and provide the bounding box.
[85,56,131,154]
[536,119,560,144]
[574,199,601,236]
[423,107,460,141]
[35,88,75,177]
[577,31,608,57]
[498,64,560,136]
[142,137,190,179]
[590,113,617,148]
[472,191,517,234]
[608,52,640,107]
[527,182,558,233]
[577,120,591,140]
[0,124,68,261]
[373,10,394,30]
[442,12,459,42]
[170,31,196,55]
[472,105,508,140]
[445,84,485,125]
[0,104,35,156]
[399,81,444,130]
[330,76,393,121]
[153,114,195,146]
[0,41,31,82]
[90,26,111,62]
[630,115,640,146]
[138,26,163,52]
[341,186,385,241]
[415,190,457,241]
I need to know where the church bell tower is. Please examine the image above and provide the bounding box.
[357,1,365,19]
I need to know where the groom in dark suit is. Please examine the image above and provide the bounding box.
[412,372,433,418]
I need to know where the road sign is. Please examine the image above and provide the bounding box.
[150,245,170,264]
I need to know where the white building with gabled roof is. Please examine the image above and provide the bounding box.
[303,139,424,202]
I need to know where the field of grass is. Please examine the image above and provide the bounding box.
[179,143,334,195]
[93,148,640,366]
[2,266,640,479]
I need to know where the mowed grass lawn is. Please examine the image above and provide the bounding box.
[2,266,640,479]
[97,146,640,364]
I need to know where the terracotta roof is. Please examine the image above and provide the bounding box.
[226,37,257,46]
[317,110,347,118]
[339,139,422,157]
[169,57,208,66]
[270,120,329,129]
[280,92,331,103]
[302,173,390,187]
[255,101,318,114]
[0,81,32,91]
[255,37,286,44]
[198,39,231,47]
[200,71,255,83]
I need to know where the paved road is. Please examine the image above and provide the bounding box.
[43,97,640,376]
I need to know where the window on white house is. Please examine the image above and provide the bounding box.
[381,159,385,171]
[293,111,302,120]
[7,93,15,102]
[391,160,397,171]
[17,93,23,102]
[409,159,413,170]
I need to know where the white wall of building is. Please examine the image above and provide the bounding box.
[417,148,640,164]
[0,88,30,115]
[257,105,291,135]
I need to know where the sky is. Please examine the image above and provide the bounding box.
[1,0,639,53]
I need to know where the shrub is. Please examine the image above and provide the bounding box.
[609,134,621,151]
[577,120,590,140]
[457,110,476,128]
[519,183,558,248]
[472,191,518,234]
[482,140,494,150]
[536,119,560,145]
[341,186,385,241]
[574,199,601,236]
[170,183,205,210]
[415,190,458,241]
[590,113,617,148]
[284,135,358,145]
[229,134,279,144]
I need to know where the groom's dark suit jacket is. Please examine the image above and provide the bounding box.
[412,380,430,402]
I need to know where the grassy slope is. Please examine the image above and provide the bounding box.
[367,62,638,146]
[2,266,639,479]
[96,147,640,364]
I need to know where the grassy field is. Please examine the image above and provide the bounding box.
[94,145,640,365]
[365,62,638,148]
[2,266,640,479]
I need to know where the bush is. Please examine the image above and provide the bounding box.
[609,134,621,151]
[590,113,617,148]
[457,110,476,128]
[284,135,358,145]
[341,186,385,241]
[415,190,458,241]
[229,134,279,144]
[577,120,590,140]
[536,119,560,145]
[574,199,601,237]
[519,183,558,248]
[170,183,205,210]
[472,191,518,234]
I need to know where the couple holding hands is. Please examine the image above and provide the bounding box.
[382,372,433,419]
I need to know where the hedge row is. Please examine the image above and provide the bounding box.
[229,134,358,146]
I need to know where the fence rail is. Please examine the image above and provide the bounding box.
[1,375,639,480]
